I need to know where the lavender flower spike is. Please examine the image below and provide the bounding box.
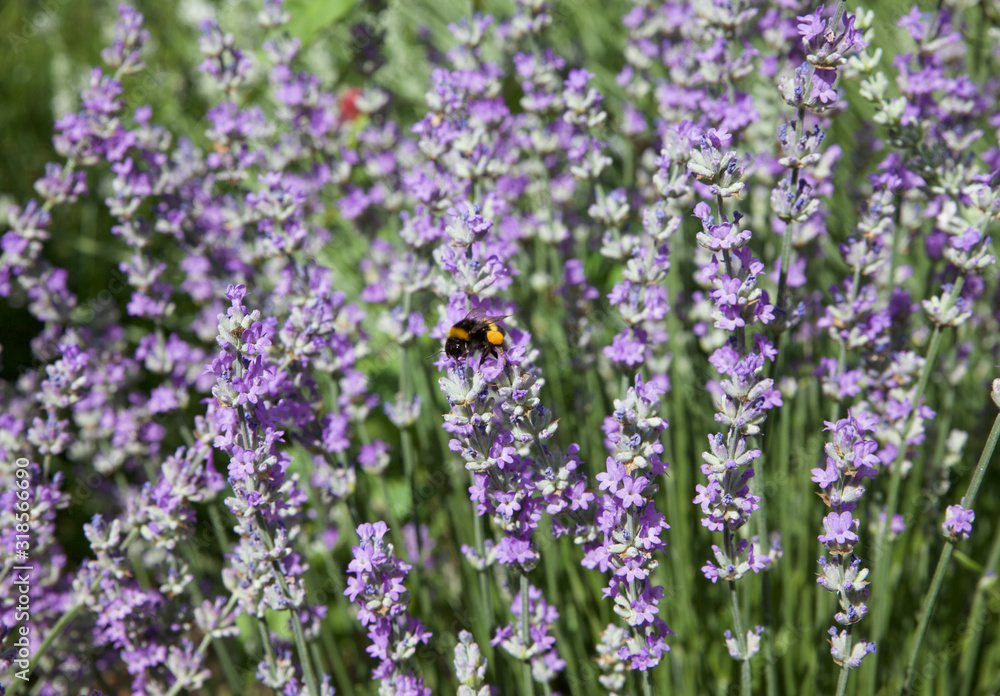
[454,630,489,696]
[813,411,878,670]
[345,521,431,696]
[491,585,565,687]
[584,373,672,671]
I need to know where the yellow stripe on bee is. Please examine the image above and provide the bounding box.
[448,327,470,340]
[486,329,504,346]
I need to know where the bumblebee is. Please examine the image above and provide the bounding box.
[445,308,508,365]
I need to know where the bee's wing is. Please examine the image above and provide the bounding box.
[465,307,510,325]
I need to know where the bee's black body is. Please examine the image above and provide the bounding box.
[445,308,508,364]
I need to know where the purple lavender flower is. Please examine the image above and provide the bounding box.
[491,584,565,686]
[206,284,326,692]
[598,197,677,381]
[582,374,672,671]
[725,626,764,661]
[695,350,779,543]
[941,504,974,541]
[828,627,877,668]
[819,512,860,554]
[814,411,878,666]
[345,521,431,696]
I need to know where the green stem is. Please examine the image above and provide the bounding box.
[397,429,433,625]
[163,594,242,696]
[830,1,848,33]
[757,529,777,696]
[755,367,785,696]
[926,346,959,486]
[751,417,777,696]
[724,532,752,696]
[376,475,404,549]
[957,507,1000,696]
[827,263,864,425]
[320,614,356,696]
[521,572,535,696]
[309,642,328,690]
[287,597,321,696]
[773,169,799,328]
[900,408,1000,693]
[401,425,420,534]
[885,194,904,307]
[182,546,241,693]
[398,269,423,574]
[867,277,964,683]
[208,503,232,557]
[834,625,852,696]
[252,510,321,696]
[257,617,278,680]
[472,473,493,635]
[7,528,141,694]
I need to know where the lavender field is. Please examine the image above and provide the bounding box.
[1,0,999,694]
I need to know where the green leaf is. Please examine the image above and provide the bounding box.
[283,0,357,44]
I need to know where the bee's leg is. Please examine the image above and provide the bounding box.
[478,345,499,371]
[479,346,497,367]
[495,347,512,383]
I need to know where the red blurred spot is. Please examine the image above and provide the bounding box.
[340,88,361,122]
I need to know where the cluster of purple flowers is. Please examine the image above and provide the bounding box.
[491,584,565,685]
[345,521,430,696]
[585,375,672,671]
[442,353,549,570]
[694,352,774,565]
[439,305,583,685]
[206,284,339,694]
[595,191,675,380]
[689,127,782,658]
[812,412,878,668]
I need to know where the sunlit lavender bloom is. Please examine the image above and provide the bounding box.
[491,584,565,686]
[345,521,431,696]
[207,284,321,693]
[584,374,672,670]
[828,627,877,669]
[695,349,779,548]
[814,411,878,667]
[441,354,546,569]
[600,200,677,382]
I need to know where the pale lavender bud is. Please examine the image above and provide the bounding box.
[455,630,490,696]
[942,504,974,541]
[828,628,876,668]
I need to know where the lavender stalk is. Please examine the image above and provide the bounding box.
[900,383,1000,693]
